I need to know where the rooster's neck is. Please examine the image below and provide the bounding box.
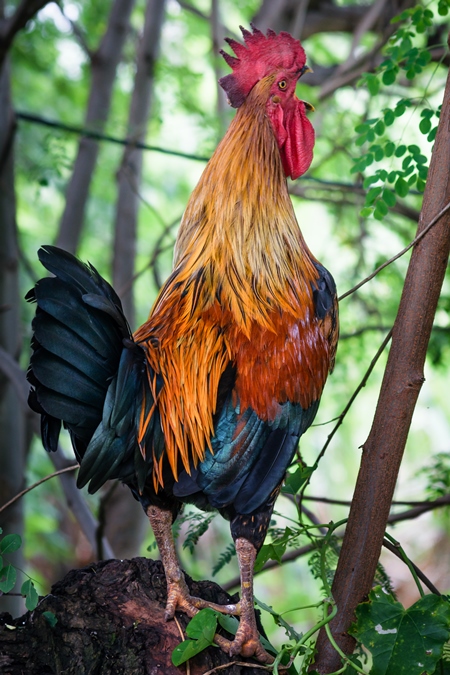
[175,83,306,265]
[162,81,318,333]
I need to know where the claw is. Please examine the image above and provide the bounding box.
[164,576,240,619]
[214,631,274,664]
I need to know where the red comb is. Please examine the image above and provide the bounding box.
[219,24,306,108]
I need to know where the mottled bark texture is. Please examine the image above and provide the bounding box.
[0,558,264,674]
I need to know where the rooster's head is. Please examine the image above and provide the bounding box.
[220,24,314,179]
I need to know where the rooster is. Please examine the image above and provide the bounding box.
[27,25,338,663]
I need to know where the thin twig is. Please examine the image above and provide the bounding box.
[383,536,440,596]
[0,465,79,514]
[339,199,450,301]
[301,328,393,492]
[173,615,190,675]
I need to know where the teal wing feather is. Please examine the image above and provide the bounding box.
[197,391,319,514]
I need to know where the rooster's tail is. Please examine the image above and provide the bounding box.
[27,246,156,493]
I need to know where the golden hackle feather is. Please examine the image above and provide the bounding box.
[133,76,332,489]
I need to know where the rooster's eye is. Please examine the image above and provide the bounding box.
[278,80,287,90]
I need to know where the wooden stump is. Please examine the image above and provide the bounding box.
[0,558,265,674]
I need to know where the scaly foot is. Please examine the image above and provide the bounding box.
[164,572,240,620]
[214,629,274,664]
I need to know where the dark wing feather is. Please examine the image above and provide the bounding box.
[197,393,318,514]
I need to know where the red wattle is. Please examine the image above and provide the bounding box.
[270,99,315,180]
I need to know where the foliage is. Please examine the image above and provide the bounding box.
[353,2,447,220]
[0,529,39,611]
[421,452,450,500]
[349,587,450,675]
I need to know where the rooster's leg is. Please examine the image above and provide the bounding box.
[223,537,273,663]
[147,505,239,619]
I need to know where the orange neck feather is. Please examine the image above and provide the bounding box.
[155,77,319,336]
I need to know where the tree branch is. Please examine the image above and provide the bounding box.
[0,0,51,68]
[313,33,450,674]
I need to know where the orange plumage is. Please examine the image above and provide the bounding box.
[27,26,338,662]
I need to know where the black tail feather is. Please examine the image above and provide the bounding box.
[26,247,150,488]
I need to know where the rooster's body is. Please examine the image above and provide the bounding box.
[27,26,338,662]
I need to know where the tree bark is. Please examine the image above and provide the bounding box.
[112,0,166,329]
[56,0,136,254]
[312,35,450,674]
[0,44,25,618]
[0,558,264,675]
[107,0,166,558]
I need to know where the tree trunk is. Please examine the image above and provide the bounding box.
[56,0,136,254]
[112,0,166,328]
[0,51,26,618]
[0,558,264,675]
[312,35,450,674]
[107,0,166,559]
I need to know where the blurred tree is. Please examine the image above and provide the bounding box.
[56,0,136,253]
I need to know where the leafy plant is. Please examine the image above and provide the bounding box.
[0,528,40,611]
[349,586,450,675]
[352,2,446,220]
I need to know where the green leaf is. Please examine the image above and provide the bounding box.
[402,155,412,170]
[384,141,395,157]
[395,177,409,198]
[382,69,397,86]
[375,199,388,217]
[171,636,212,666]
[415,154,428,166]
[217,613,238,636]
[384,110,395,126]
[350,587,450,675]
[363,174,380,189]
[171,609,218,666]
[0,534,22,555]
[408,144,420,156]
[283,465,314,495]
[186,608,217,642]
[395,144,406,157]
[360,207,373,218]
[382,189,396,207]
[387,171,398,184]
[417,178,426,192]
[355,134,367,147]
[373,204,386,221]
[255,527,295,573]
[419,118,431,134]
[42,611,58,627]
[366,74,380,96]
[0,564,17,593]
[366,186,382,206]
[428,127,437,143]
[374,120,385,136]
[21,580,39,611]
[255,597,303,642]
